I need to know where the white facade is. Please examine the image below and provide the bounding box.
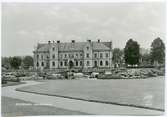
[33,40,113,71]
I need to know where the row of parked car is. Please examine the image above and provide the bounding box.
[37,71,99,80]
[2,68,164,84]
[97,68,165,79]
[2,72,21,84]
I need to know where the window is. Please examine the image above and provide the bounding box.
[37,55,39,59]
[105,61,109,66]
[52,47,55,51]
[76,53,78,57]
[86,53,89,58]
[52,54,55,59]
[65,54,67,58]
[94,61,97,67]
[76,61,78,66]
[100,53,103,58]
[106,53,109,58]
[80,53,83,57]
[36,62,39,67]
[41,62,44,66]
[80,61,82,66]
[94,53,97,58]
[64,61,67,66]
[87,61,90,66]
[60,61,63,66]
[87,46,89,50]
[52,61,55,66]
[41,55,43,59]
[100,61,103,66]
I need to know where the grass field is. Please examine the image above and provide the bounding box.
[16,77,165,110]
[1,96,89,116]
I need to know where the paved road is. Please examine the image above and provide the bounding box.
[2,81,164,115]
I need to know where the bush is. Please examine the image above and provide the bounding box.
[97,74,122,79]
[2,79,7,84]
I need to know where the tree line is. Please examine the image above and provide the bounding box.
[112,37,165,67]
[2,37,165,70]
[2,56,33,70]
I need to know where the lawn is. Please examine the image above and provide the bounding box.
[1,96,89,116]
[16,77,165,111]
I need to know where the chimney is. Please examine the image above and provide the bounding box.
[71,40,75,43]
[110,41,112,49]
[48,41,51,44]
[87,40,91,43]
[57,40,60,43]
[98,39,100,43]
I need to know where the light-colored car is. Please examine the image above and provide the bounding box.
[47,73,63,79]
[90,72,99,78]
[105,71,112,75]
[73,73,84,79]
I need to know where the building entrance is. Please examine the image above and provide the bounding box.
[69,60,74,69]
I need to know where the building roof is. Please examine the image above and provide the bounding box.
[36,43,50,52]
[35,41,111,52]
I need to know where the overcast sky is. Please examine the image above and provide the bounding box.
[2,2,165,57]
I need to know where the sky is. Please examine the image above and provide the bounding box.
[1,2,166,57]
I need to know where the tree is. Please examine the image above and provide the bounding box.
[124,39,140,65]
[2,57,12,69]
[140,53,151,66]
[112,48,123,67]
[23,56,34,69]
[150,37,165,65]
[10,56,22,69]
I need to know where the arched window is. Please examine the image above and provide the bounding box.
[86,53,89,58]
[52,61,55,66]
[105,61,109,66]
[36,62,39,67]
[64,61,67,66]
[60,61,63,66]
[52,54,55,59]
[65,54,67,58]
[87,61,90,66]
[100,61,103,66]
[80,61,82,66]
[94,53,97,58]
[75,61,78,66]
[94,61,97,67]
[37,54,39,59]
[41,62,44,66]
